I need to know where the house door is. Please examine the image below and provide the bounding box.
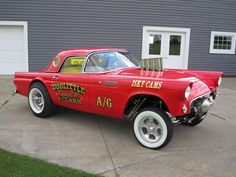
[142,27,190,69]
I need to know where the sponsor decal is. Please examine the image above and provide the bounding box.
[51,83,85,104]
[53,57,60,67]
[96,96,112,109]
[70,58,84,66]
[57,91,81,104]
[52,83,85,95]
[131,80,162,89]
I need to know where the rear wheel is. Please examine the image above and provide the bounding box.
[133,107,173,149]
[29,82,55,118]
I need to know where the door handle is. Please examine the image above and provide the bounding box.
[100,81,119,86]
[52,75,59,80]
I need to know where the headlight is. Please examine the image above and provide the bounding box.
[185,86,191,100]
[218,77,222,86]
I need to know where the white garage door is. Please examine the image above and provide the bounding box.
[0,23,28,75]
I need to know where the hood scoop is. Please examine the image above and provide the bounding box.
[141,58,163,71]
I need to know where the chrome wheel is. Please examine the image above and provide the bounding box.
[29,88,44,114]
[139,117,163,143]
[133,108,173,149]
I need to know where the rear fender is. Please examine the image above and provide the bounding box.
[14,72,51,97]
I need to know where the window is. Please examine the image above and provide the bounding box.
[149,34,161,55]
[84,51,137,73]
[60,57,85,74]
[169,35,181,55]
[210,31,236,54]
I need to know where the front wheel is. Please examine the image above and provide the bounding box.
[133,107,173,149]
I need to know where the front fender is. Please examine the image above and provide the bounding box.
[123,79,193,117]
[124,90,170,113]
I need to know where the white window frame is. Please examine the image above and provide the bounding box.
[0,21,28,72]
[209,31,236,54]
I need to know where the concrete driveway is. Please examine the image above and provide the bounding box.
[0,76,236,177]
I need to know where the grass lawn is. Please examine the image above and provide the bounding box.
[0,148,101,177]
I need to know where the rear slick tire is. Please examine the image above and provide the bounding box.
[28,82,55,118]
[133,107,173,149]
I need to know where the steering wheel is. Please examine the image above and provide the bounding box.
[110,61,121,70]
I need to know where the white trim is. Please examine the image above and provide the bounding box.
[0,21,28,72]
[142,26,191,69]
[209,31,236,54]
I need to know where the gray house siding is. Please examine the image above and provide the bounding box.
[0,0,235,75]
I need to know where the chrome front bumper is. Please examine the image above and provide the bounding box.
[201,96,214,113]
[175,91,217,124]
[190,90,217,115]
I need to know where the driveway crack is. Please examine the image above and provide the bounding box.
[114,145,236,171]
[222,87,236,91]
[0,93,16,110]
[210,113,227,121]
[97,118,120,177]
[210,113,236,125]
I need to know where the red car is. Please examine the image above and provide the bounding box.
[14,48,223,149]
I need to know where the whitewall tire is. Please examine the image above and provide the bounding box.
[133,107,173,149]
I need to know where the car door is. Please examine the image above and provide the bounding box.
[87,74,126,118]
[50,56,89,111]
[84,52,131,118]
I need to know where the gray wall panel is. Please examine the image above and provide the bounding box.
[0,0,235,75]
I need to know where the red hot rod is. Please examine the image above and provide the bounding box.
[14,48,223,149]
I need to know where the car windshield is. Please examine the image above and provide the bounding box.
[85,51,139,72]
